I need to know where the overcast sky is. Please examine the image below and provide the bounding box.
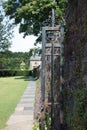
[9,26,38,52]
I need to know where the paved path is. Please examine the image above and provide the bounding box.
[3,77,36,130]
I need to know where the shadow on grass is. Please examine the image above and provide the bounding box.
[15,76,29,81]
[15,76,38,81]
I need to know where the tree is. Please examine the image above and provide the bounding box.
[3,0,66,40]
[0,51,30,70]
[0,1,13,51]
[29,47,41,57]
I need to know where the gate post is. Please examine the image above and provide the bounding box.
[41,27,46,130]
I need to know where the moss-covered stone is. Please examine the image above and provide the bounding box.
[64,0,87,129]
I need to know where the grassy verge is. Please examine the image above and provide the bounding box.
[0,76,29,129]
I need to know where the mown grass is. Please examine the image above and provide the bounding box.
[0,76,29,129]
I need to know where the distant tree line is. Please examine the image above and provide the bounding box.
[0,50,30,70]
[0,47,41,70]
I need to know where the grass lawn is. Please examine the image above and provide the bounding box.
[0,76,29,129]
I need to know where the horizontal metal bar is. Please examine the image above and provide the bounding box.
[45,54,60,56]
[47,102,60,105]
[44,26,60,31]
[54,44,61,47]
[45,53,51,55]
[45,43,52,47]
[46,44,61,48]
[53,54,60,56]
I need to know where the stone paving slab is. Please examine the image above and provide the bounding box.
[3,77,36,130]
[20,101,34,104]
[16,103,34,107]
[21,96,34,98]
[20,99,34,102]
[7,115,33,125]
[24,93,35,95]
[4,120,33,130]
[14,111,33,115]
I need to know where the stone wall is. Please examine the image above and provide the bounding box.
[64,0,87,129]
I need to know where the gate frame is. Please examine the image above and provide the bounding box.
[41,26,64,130]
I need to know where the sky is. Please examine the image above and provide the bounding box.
[9,26,38,52]
[0,1,39,52]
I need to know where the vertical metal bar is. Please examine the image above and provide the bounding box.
[51,1,55,129]
[52,8,55,27]
[41,27,46,130]
[51,43,54,130]
[60,47,63,92]
[41,27,46,101]
[52,0,56,27]
[60,27,64,92]
[60,27,64,130]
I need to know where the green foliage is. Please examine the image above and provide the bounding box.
[29,47,41,57]
[32,123,39,130]
[69,89,87,130]
[0,51,30,70]
[0,2,13,51]
[20,63,26,70]
[0,69,30,77]
[3,0,66,38]
[0,49,41,71]
[45,111,51,130]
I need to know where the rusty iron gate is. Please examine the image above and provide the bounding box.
[41,26,64,130]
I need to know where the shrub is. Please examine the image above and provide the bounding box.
[0,69,30,77]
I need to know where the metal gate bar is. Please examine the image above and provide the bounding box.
[41,26,64,130]
[41,27,46,130]
[51,43,54,130]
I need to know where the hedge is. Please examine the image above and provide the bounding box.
[0,69,31,77]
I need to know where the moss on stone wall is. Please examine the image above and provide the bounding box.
[64,0,87,129]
